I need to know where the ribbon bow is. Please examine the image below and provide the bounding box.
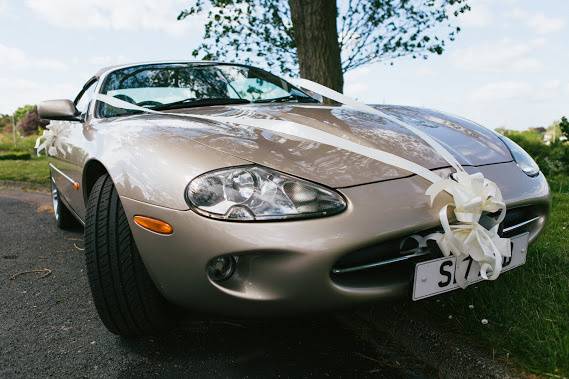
[423,171,511,287]
[35,122,68,157]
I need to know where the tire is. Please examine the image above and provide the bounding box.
[84,174,176,336]
[51,178,79,230]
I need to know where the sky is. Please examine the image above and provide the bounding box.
[0,0,567,130]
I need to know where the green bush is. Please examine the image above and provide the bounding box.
[503,130,569,177]
[0,152,31,160]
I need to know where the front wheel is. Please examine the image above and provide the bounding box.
[84,174,176,336]
[51,179,78,229]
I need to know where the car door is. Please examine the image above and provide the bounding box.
[48,78,98,221]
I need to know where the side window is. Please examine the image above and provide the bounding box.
[75,80,98,115]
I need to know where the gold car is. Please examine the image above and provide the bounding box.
[38,62,550,336]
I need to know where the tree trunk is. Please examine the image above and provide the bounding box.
[288,0,343,93]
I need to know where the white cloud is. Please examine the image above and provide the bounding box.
[451,38,544,73]
[0,44,67,71]
[509,8,566,34]
[0,0,6,14]
[471,81,532,102]
[543,80,562,91]
[532,80,562,101]
[0,44,74,113]
[25,0,204,36]
[414,66,436,77]
[0,44,27,66]
[85,56,127,67]
[0,77,76,113]
[344,66,372,100]
[471,80,565,103]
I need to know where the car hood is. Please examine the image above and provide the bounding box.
[121,103,512,188]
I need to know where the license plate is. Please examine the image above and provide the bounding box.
[412,233,529,301]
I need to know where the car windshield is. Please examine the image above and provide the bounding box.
[98,63,318,117]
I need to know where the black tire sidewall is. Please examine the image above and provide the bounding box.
[84,174,175,336]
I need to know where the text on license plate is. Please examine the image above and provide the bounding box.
[412,233,529,301]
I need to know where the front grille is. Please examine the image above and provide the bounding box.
[330,228,441,288]
[330,204,546,289]
[500,205,545,238]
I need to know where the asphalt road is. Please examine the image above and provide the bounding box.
[0,189,514,378]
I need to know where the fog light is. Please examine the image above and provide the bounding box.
[207,255,237,282]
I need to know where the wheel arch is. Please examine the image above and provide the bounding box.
[82,159,110,204]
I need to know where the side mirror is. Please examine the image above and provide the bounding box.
[38,99,81,121]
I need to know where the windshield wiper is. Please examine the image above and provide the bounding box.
[253,94,319,104]
[151,97,251,111]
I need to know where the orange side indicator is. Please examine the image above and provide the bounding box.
[133,215,174,235]
[72,182,80,191]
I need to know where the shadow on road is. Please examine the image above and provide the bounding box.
[115,314,431,378]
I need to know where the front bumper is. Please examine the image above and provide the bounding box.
[120,162,550,316]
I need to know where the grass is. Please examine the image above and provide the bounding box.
[427,191,569,377]
[0,131,49,186]
[549,175,569,194]
[0,130,38,152]
[0,158,50,185]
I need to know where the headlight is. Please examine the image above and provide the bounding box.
[499,135,540,177]
[186,166,346,221]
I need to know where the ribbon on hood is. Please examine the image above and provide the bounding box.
[289,79,511,287]
[36,78,511,286]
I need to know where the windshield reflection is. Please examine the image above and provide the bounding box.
[98,63,317,117]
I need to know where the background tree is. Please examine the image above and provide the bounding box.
[0,114,10,132]
[560,116,569,141]
[17,107,45,136]
[178,0,470,92]
[3,105,45,137]
[13,105,36,125]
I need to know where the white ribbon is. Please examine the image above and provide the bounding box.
[289,78,466,175]
[36,79,511,286]
[34,122,68,157]
[290,79,511,286]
